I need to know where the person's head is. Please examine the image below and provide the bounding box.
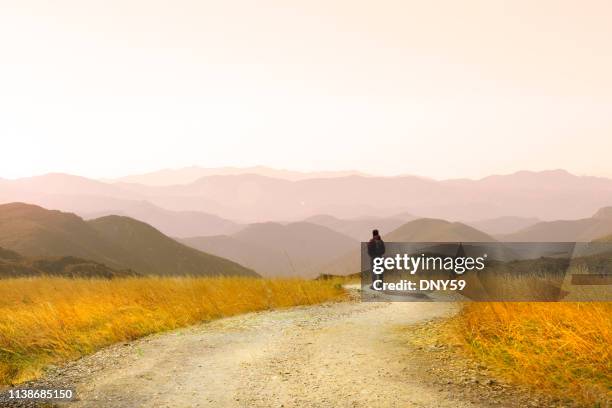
[372,229,379,237]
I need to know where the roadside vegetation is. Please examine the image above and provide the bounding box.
[457,302,611,406]
[0,276,345,385]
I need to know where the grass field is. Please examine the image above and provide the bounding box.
[457,302,611,406]
[0,276,346,385]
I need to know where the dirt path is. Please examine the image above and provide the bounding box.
[24,294,554,408]
[63,300,466,408]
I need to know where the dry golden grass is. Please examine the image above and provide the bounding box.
[457,302,611,406]
[0,276,345,385]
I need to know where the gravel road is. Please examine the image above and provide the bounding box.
[9,291,563,408]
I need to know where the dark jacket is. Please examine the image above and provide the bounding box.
[367,236,385,258]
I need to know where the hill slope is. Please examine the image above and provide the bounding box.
[89,215,255,277]
[0,203,256,277]
[593,234,612,242]
[322,218,495,276]
[0,202,132,267]
[386,218,496,242]
[303,214,413,241]
[182,222,357,278]
[82,201,242,238]
[501,206,612,242]
[0,247,137,279]
[465,216,540,235]
[180,235,282,277]
[0,173,240,237]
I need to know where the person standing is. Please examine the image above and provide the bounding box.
[367,229,386,288]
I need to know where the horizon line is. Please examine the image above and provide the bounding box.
[1,167,608,184]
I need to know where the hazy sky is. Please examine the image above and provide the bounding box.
[1,0,611,179]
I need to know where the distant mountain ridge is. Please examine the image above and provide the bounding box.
[182,222,358,278]
[302,214,415,241]
[113,169,612,221]
[3,169,612,223]
[0,203,257,277]
[111,166,368,185]
[593,207,612,219]
[321,218,496,276]
[81,201,242,238]
[501,206,612,242]
[465,216,541,235]
[385,218,496,242]
[0,176,241,237]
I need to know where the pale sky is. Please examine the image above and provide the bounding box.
[1,0,611,180]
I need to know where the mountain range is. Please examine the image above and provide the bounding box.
[500,207,612,242]
[321,218,497,276]
[302,214,415,241]
[111,166,367,185]
[0,203,256,277]
[3,199,612,279]
[464,216,542,236]
[81,201,242,237]
[182,222,357,278]
[385,218,496,242]
[3,166,612,280]
[2,170,612,230]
